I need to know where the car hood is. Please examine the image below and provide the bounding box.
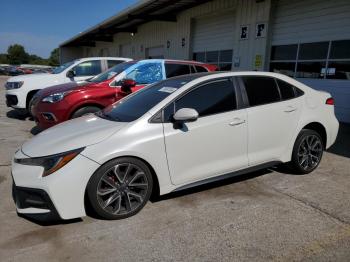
[35,81,87,98]
[7,73,54,82]
[21,114,127,157]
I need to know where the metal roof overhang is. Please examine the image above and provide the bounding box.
[60,0,213,47]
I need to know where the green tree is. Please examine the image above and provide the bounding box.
[0,54,9,64]
[48,48,60,66]
[28,54,49,65]
[7,44,29,65]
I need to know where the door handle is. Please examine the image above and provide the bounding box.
[229,118,246,126]
[284,106,297,113]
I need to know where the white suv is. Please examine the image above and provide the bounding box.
[5,57,132,114]
[11,72,339,221]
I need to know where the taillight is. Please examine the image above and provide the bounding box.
[326,97,335,105]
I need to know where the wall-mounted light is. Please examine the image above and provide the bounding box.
[131,32,135,37]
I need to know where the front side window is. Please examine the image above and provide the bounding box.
[52,61,75,74]
[195,66,208,72]
[165,63,191,78]
[174,79,236,118]
[242,76,280,107]
[73,60,102,76]
[107,60,124,68]
[124,62,163,84]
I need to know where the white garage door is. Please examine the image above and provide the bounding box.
[192,12,235,52]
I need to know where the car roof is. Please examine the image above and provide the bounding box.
[132,59,208,65]
[75,57,132,62]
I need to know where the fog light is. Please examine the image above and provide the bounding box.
[42,112,57,122]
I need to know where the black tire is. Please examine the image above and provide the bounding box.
[288,129,324,174]
[71,106,101,119]
[86,157,153,220]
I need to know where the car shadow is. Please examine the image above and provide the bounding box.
[6,110,28,121]
[151,168,272,202]
[327,122,350,158]
[17,213,83,226]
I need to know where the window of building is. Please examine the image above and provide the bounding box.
[174,79,236,118]
[73,60,102,76]
[165,64,191,78]
[270,40,350,80]
[193,50,233,71]
[242,76,281,107]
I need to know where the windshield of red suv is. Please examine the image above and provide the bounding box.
[88,62,136,83]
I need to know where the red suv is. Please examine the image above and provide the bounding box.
[32,59,217,129]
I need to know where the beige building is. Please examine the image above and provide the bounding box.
[60,0,350,122]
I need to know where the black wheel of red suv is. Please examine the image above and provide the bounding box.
[71,106,101,119]
[86,157,153,220]
[288,129,324,174]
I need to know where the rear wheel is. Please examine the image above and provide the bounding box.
[71,106,101,119]
[288,129,324,174]
[87,157,153,220]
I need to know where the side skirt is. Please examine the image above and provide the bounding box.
[171,161,282,193]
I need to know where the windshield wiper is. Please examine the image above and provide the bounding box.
[96,112,120,122]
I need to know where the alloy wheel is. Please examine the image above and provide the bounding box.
[297,134,323,171]
[96,163,149,216]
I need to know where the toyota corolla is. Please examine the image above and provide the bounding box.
[12,72,339,221]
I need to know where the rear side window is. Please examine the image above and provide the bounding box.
[165,63,191,78]
[174,79,236,118]
[242,76,280,107]
[74,60,102,76]
[107,60,123,68]
[195,66,208,72]
[276,79,296,100]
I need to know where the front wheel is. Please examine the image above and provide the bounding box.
[71,106,101,119]
[288,129,324,174]
[86,157,153,220]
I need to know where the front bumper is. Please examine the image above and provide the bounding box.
[6,94,18,107]
[12,184,61,221]
[33,100,71,130]
[12,149,100,220]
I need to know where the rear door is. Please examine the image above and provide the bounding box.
[163,77,248,185]
[240,76,302,165]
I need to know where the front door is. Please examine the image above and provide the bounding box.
[163,78,248,185]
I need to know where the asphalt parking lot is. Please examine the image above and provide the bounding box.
[0,75,349,262]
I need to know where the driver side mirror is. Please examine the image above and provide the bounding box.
[66,70,76,79]
[173,108,199,123]
[120,79,136,94]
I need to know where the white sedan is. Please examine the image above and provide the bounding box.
[11,72,339,220]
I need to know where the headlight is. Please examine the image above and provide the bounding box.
[42,91,71,103]
[14,148,84,177]
[5,81,24,90]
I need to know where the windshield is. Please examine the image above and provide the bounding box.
[52,61,75,74]
[97,78,190,122]
[88,62,135,83]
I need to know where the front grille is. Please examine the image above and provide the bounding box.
[6,95,18,106]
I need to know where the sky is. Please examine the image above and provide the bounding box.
[0,0,138,58]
